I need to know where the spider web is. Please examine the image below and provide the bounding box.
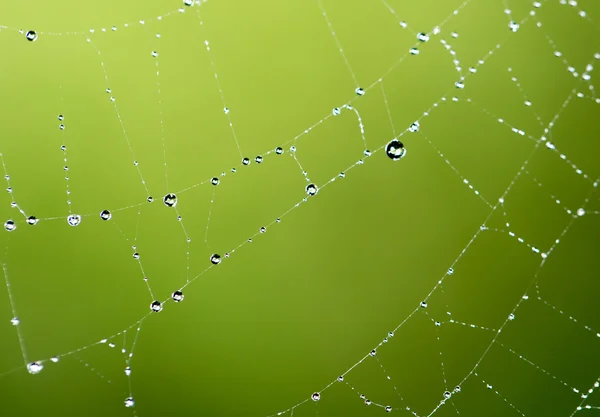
[0,0,599,416]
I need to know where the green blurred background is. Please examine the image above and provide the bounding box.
[0,0,599,416]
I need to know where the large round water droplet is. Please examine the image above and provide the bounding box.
[163,193,177,207]
[210,254,221,265]
[242,158,250,165]
[275,147,284,155]
[356,87,365,96]
[385,406,392,412]
[211,177,220,186]
[67,214,81,226]
[172,290,184,302]
[27,362,43,374]
[311,392,320,401]
[4,220,16,231]
[306,184,318,196]
[150,301,162,312]
[25,30,38,42]
[27,216,38,225]
[100,210,112,220]
[124,397,135,408]
[385,140,406,160]
[417,32,429,42]
[11,317,19,325]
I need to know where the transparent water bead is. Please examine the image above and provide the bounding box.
[124,397,135,408]
[385,406,392,412]
[410,47,420,55]
[172,290,184,302]
[125,366,132,376]
[385,139,406,160]
[184,0,193,6]
[150,301,162,312]
[242,157,250,165]
[409,121,420,132]
[100,210,112,220]
[355,87,365,96]
[509,21,520,32]
[27,216,39,225]
[211,177,220,185]
[337,375,344,382]
[332,107,341,116]
[417,32,429,42]
[210,254,221,265]
[163,193,177,207]
[27,362,43,374]
[25,30,38,41]
[67,214,81,226]
[577,208,585,216]
[11,317,19,325]
[275,147,284,155]
[50,356,59,363]
[311,392,320,401]
[255,156,263,163]
[306,184,318,196]
[4,220,16,231]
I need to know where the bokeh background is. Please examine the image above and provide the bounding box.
[0,1,599,416]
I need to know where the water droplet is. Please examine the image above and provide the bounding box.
[124,397,135,408]
[509,21,520,32]
[211,177,220,186]
[260,226,266,233]
[410,47,420,55]
[67,215,81,226]
[444,391,452,399]
[577,208,585,216]
[4,220,16,231]
[151,51,158,57]
[385,139,406,160]
[172,290,184,302]
[454,385,461,393]
[388,331,394,337]
[255,156,263,163]
[125,366,132,376]
[332,107,341,116]
[364,149,371,157]
[58,115,64,121]
[50,356,59,363]
[133,252,140,260]
[339,172,345,178]
[163,193,177,207]
[242,158,250,165]
[275,147,283,155]
[27,362,43,374]
[356,87,365,96]
[290,146,296,153]
[369,349,376,356]
[420,301,428,308]
[210,254,221,265]
[365,399,372,405]
[337,375,344,382]
[385,406,392,412]
[409,121,420,132]
[147,196,154,203]
[59,124,65,130]
[150,301,162,312]
[6,187,12,193]
[455,81,465,89]
[447,268,454,275]
[25,30,38,42]
[311,392,320,401]
[100,210,112,221]
[11,317,19,325]
[508,313,515,320]
[24,216,38,226]
[184,0,193,6]
[306,184,318,196]
[417,32,429,42]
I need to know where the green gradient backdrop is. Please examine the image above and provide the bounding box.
[0,1,599,416]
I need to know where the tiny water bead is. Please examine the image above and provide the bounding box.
[290,145,296,153]
[172,290,184,302]
[369,349,377,356]
[50,356,59,363]
[223,107,230,114]
[133,252,140,260]
[58,114,64,121]
[151,51,159,57]
[67,214,81,226]
[147,196,154,203]
[27,362,43,375]
[25,30,38,42]
[184,0,193,6]
[260,226,266,233]
[365,399,372,405]
[410,47,420,55]
[356,87,365,96]
[444,391,452,399]
[163,193,177,207]
[385,139,406,161]
[4,220,16,231]
[211,177,220,185]
[311,392,320,401]
[124,397,135,408]
[59,124,65,130]
[417,32,429,42]
[242,157,250,165]
[455,80,465,89]
[577,208,585,216]
[27,216,38,225]
[454,385,461,393]
[306,184,318,196]
[420,301,428,308]
[275,147,284,155]
[409,121,420,132]
[332,107,341,116]
[100,210,112,221]
[509,21,520,32]
[125,367,132,376]
[210,254,221,265]
[385,406,392,412]
[337,375,344,382]
[11,317,19,325]
[255,156,263,163]
[364,149,371,157]
[447,267,454,275]
[150,301,162,312]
